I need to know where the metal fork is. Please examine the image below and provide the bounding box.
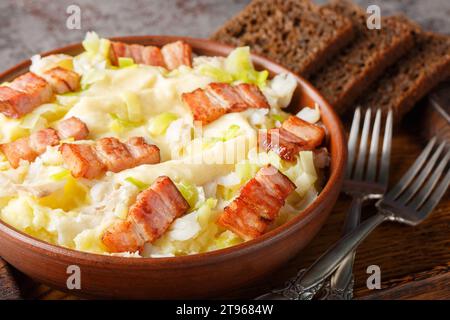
[269,137,449,299]
[322,108,393,300]
[256,108,393,300]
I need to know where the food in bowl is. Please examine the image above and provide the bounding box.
[0,32,329,258]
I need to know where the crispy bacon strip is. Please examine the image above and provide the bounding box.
[110,40,193,70]
[0,117,89,168]
[0,68,81,119]
[0,72,52,118]
[182,88,227,125]
[41,67,80,94]
[0,137,39,169]
[125,137,161,167]
[258,115,326,161]
[161,41,193,70]
[182,82,270,125]
[234,83,270,109]
[217,165,295,240]
[102,176,190,253]
[282,116,325,149]
[55,116,89,141]
[60,143,106,179]
[258,128,307,162]
[110,41,166,68]
[60,137,160,179]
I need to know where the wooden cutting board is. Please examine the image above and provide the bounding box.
[1,84,449,300]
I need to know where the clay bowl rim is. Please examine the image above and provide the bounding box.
[0,35,347,269]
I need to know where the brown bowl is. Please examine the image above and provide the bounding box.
[0,36,346,299]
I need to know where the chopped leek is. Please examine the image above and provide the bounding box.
[225,47,269,87]
[176,181,198,209]
[215,230,243,249]
[198,64,233,83]
[223,124,241,140]
[271,113,288,123]
[118,57,135,68]
[109,113,141,134]
[196,47,269,87]
[148,112,178,136]
[125,177,148,191]
[235,160,260,183]
[216,185,239,201]
[121,91,143,123]
[203,125,241,148]
[197,198,218,227]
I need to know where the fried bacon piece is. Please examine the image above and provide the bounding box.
[182,88,227,125]
[125,137,161,167]
[0,117,89,168]
[0,68,81,119]
[41,67,80,94]
[60,137,160,179]
[55,116,89,141]
[182,82,270,125]
[110,40,193,70]
[0,72,52,118]
[110,41,166,68]
[60,143,106,179]
[161,41,193,70]
[234,83,270,109]
[102,176,190,253]
[217,165,295,240]
[95,137,133,173]
[0,137,40,169]
[258,128,307,162]
[282,116,325,149]
[101,220,144,253]
[28,128,60,154]
[258,115,326,161]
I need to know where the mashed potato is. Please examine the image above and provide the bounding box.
[0,33,324,257]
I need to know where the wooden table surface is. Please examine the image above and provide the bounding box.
[0,0,449,300]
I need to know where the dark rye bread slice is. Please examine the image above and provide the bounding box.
[210,0,355,77]
[309,0,416,114]
[359,32,450,122]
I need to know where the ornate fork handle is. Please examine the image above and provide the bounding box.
[256,213,387,300]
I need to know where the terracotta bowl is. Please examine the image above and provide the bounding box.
[0,36,346,299]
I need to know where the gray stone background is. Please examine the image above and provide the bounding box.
[0,0,449,70]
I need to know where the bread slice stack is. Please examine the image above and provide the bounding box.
[211,0,450,122]
[309,0,416,114]
[211,0,355,77]
[358,32,450,121]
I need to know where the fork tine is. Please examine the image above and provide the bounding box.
[366,109,381,181]
[387,137,437,199]
[353,109,371,180]
[397,141,446,204]
[378,109,393,186]
[409,150,450,210]
[418,166,450,218]
[346,107,361,178]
